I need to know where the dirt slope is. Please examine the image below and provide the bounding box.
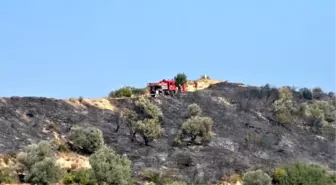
[0,82,335,184]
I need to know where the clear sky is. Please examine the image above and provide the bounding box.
[0,0,335,98]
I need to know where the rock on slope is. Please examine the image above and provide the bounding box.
[0,82,335,184]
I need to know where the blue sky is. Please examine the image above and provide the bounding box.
[0,0,335,98]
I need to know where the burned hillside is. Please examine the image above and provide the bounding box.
[0,82,335,184]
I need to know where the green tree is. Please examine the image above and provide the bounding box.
[273,87,296,124]
[89,147,133,185]
[299,88,313,100]
[17,141,55,171]
[175,116,214,145]
[135,96,163,122]
[124,109,140,142]
[312,87,324,99]
[68,126,105,154]
[135,118,163,146]
[174,73,187,91]
[24,157,64,185]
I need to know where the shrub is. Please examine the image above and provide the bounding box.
[175,116,214,145]
[68,126,104,154]
[131,87,147,96]
[242,169,272,185]
[24,157,64,185]
[299,88,313,100]
[328,171,336,183]
[273,87,296,124]
[135,97,163,122]
[135,118,163,146]
[109,87,132,98]
[273,168,287,182]
[0,167,19,184]
[279,87,293,100]
[312,87,324,99]
[187,103,202,117]
[63,169,96,185]
[89,146,133,185]
[305,100,336,123]
[141,169,186,185]
[274,163,335,185]
[17,141,55,171]
[141,170,171,185]
[57,143,69,152]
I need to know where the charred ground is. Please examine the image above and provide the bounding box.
[0,81,335,184]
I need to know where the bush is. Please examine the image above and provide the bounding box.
[279,87,293,100]
[242,169,272,185]
[135,118,163,146]
[57,143,69,152]
[131,87,147,96]
[24,157,64,185]
[89,146,133,185]
[299,88,313,100]
[135,97,163,122]
[175,116,214,145]
[141,170,171,185]
[17,141,55,171]
[273,87,296,124]
[63,169,96,185]
[0,167,19,184]
[126,98,164,144]
[109,87,132,98]
[305,100,336,123]
[141,169,186,185]
[312,87,324,99]
[68,126,105,154]
[273,163,335,185]
[187,103,202,117]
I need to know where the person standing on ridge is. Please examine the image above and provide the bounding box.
[194,80,198,90]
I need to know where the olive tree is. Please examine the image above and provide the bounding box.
[174,116,214,145]
[174,73,187,91]
[89,146,133,185]
[135,118,163,146]
[67,126,104,154]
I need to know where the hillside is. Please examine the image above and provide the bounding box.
[0,80,335,184]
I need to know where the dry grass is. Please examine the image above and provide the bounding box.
[187,79,224,92]
[56,152,91,171]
